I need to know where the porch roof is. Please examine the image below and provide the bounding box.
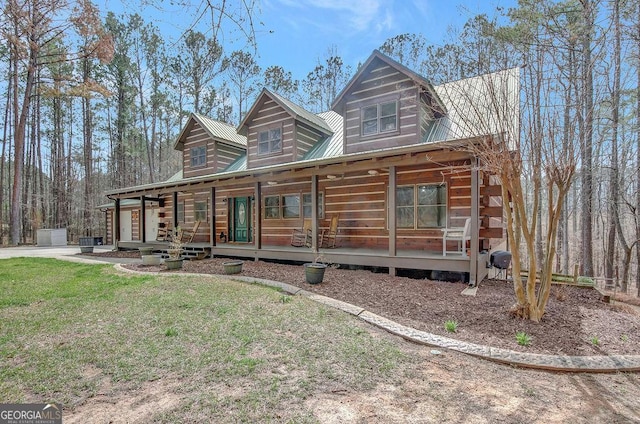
[104,135,480,199]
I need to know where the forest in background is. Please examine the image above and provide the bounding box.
[1,0,639,292]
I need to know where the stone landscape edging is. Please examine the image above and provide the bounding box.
[113,264,640,373]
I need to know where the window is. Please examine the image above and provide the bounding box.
[177,202,185,223]
[396,184,446,229]
[282,194,300,218]
[258,127,282,155]
[194,200,208,221]
[265,196,280,219]
[190,146,206,167]
[361,101,397,136]
[302,193,324,218]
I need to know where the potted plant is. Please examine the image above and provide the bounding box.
[222,260,243,275]
[304,252,328,284]
[165,228,184,270]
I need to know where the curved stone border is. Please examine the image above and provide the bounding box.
[114,264,640,373]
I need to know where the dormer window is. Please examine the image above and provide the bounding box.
[362,101,398,136]
[258,127,282,155]
[190,145,206,167]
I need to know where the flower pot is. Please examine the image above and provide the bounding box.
[223,261,243,275]
[80,246,94,254]
[304,263,327,284]
[165,258,183,270]
[139,247,154,256]
[142,254,161,266]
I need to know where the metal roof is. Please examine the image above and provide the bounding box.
[106,65,519,198]
[224,153,247,172]
[302,111,344,160]
[332,50,446,115]
[238,88,333,136]
[174,114,247,151]
[432,67,520,146]
[193,113,247,146]
[268,90,333,134]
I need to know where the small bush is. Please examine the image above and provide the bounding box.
[516,331,531,346]
[590,336,599,346]
[444,320,458,333]
[165,328,178,337]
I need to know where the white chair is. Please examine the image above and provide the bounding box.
[442,218,472,256]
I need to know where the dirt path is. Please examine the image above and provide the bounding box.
[64,328,640,423]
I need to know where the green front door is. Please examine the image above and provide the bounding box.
[234,197,249,242]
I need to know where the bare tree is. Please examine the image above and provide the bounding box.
[2,0,112,244]
[439,65,578,321]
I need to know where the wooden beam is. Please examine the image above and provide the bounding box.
[140,196,146,243]
[388,165,397,276]
[172,192,178,229]
[210,187,216,247]
[311,174,318,250]
[254,182,262,250]
[114,199,121,245]
[470,158,480,287]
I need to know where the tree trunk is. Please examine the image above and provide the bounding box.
[10,39,37,245]
[580,0,595,277]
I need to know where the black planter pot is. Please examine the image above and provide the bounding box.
[304,263,327,284]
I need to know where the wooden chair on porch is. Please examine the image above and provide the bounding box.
[156,223,173,242]
[291,219,312,247]
[442,218,472,256]
[320,214,339,248]
[180,220,201,243]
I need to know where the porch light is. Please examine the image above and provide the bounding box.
[368,170,379,176]
[326,175,338,180]
[267,181,277,186]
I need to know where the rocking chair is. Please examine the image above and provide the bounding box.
[291,219,312,247]
[180,220,201,243]
[320,214,339,248]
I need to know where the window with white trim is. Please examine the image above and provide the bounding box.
[177,202,185,223]
[302,193,324,218]
[194,200,208,221]
[258,127,282,155]
[396,184,446,229]
[264,196,280,219]
[282,194,300,218]
[190,146,206,167]
[361,101,398,136]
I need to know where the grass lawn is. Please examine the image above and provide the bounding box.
[0,258,413,422]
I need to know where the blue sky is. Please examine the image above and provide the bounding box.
[98,0,515,81]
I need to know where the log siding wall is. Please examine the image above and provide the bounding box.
[181,122,245,178]
[343,63,421,154]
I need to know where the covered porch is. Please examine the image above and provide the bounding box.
[116,239,489,282]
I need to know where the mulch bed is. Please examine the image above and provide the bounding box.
[93,252,640,356]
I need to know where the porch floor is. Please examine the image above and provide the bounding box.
[116,240,489,281]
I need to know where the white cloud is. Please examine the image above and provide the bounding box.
[277,0,385,33]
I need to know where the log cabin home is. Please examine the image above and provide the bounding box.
[103,50,519,285]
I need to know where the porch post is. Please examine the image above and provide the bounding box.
[114,198,121,245]
[140,196,146,243]
[388,166,397,276]
[172,191,178,229]
[470,157,480,286]
[210,187,216,247]
[254,182,262,251]
[311,174,318,250]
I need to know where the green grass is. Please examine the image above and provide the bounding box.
[0,258,412,422]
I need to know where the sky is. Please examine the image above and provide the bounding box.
[97,0,516,82]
